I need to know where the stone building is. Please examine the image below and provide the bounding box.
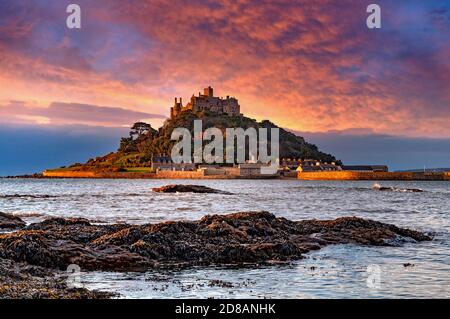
[296,160,342,172]
[170,86,241,118]
[151,156,196,171]
[280,158,303,170]
[237,163,278,176]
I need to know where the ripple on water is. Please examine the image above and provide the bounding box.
[0,178,449,298]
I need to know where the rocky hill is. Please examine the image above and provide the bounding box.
[69,110,339,170]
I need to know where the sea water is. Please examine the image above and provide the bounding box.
[1,178,449,298]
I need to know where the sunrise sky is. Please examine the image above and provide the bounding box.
[0,0,449,174]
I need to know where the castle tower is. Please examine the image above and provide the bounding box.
[204,86,213,97]
[171,97,183,118]
[170,87,240,118]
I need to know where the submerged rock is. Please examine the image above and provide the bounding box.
[372,184,423,193]
[152,184,233,195]
[0,212,26,230]
[379,187,423,192]
[0,212,431,272]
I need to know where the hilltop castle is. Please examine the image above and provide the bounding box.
[170,86,241,119]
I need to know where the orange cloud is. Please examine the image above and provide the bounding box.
[0,0,449,137]
[0,100,166,127]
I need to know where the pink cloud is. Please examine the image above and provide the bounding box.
[0,0,449,137]
[0,100,166,126]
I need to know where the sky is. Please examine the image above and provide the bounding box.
[0,0,449,175]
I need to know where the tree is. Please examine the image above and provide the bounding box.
[130,122,152,140]
[118,137,137,153]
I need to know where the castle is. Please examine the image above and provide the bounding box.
[170,86,241,119]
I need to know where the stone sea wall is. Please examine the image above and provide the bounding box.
[154,170,276,179]
[298,171,450,181]
[41,169,450,180]
[42,170,156,179]
[42,169,235,179]
[42,169,278,179]
[154,170,226,179]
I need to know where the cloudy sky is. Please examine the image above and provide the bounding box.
[0,0,449,174]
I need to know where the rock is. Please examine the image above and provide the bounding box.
[5,173,44,179]
[0,194,57,199]
[0,257,113,299]
[0,212,431,272]
[152,184,233,195]
[208,279,234,288]
[379,187,423,192]
[372,184,423,192]
[0,212,26,230]
[376,187,395,191]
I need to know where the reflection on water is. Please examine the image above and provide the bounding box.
[1,178,449,298]
[81,243,450,299]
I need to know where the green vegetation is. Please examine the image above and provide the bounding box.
[53,110,340,171]
[132,110,340,164]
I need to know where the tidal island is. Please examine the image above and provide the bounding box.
[41,87,450,181]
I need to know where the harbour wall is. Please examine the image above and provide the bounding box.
[41,170,450,181]
[42,170,277,179]
[42,170,156,179]
[298,171,450,181]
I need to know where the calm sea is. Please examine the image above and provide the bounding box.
[1,178,449,298]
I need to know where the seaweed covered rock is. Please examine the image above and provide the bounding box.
[0,257,113,299]
[0,212,26,230]
[0,212,431,272]
[152,184,233,195]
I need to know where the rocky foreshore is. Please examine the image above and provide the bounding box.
[3,173,45,179]
[0,257,113,299]
[0,211,431,298]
